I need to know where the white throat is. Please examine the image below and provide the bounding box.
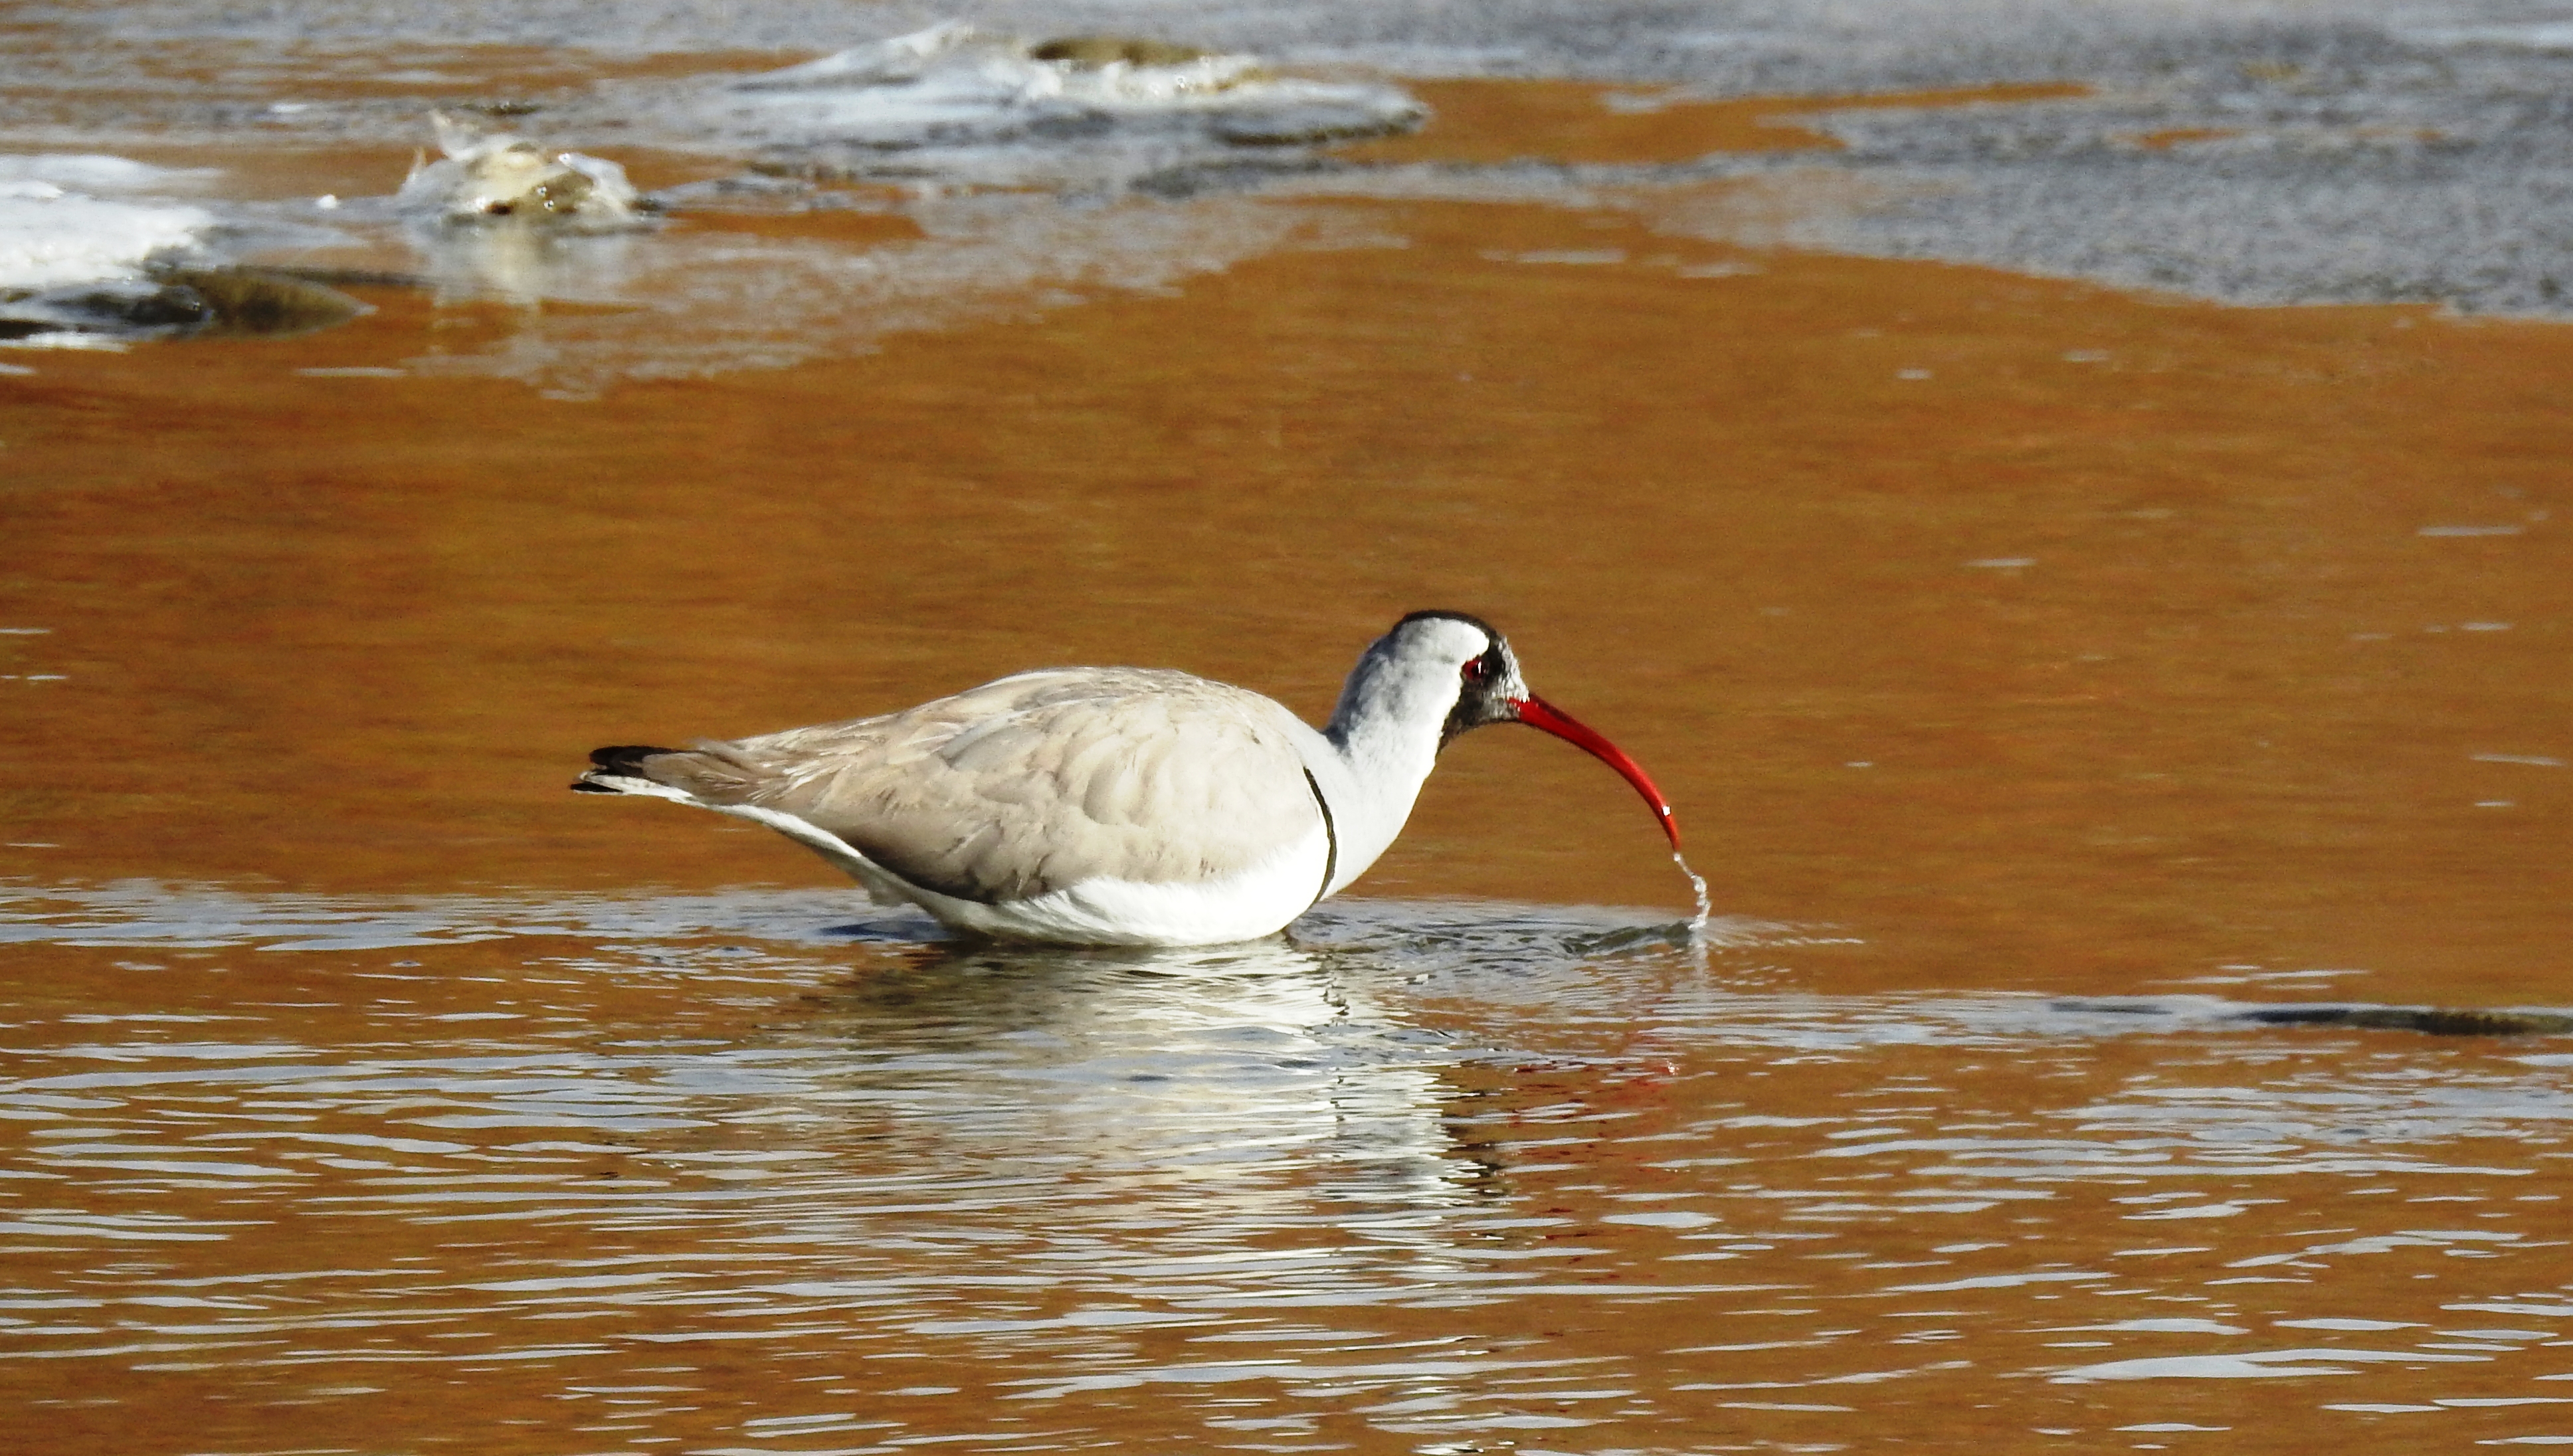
[1309,708,1444,895]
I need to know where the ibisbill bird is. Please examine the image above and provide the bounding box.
[573,610,1679,947]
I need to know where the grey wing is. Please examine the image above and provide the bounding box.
[702,669,1327,903]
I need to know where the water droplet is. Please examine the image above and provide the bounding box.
[1673,850,1713,946]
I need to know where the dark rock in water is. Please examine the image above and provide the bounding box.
[0,278,207,336]
[62,281,213,329]
[1029,36,1212,69]
[0,268,367,343]
[152,268,365,337]
[2237,1004,2573,1036]
[2366,1007,2573,1036]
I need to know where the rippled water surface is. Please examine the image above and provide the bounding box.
[9,887,2573,1453]
[8,1,2573,1452]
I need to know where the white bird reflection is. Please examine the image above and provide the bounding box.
[775,933,1494,1224]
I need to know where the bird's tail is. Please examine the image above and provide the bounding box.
[570,744,686,794]
[570,742,775,804]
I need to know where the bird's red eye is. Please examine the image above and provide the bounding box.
[1462,658,1490,682]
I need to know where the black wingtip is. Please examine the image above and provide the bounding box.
[588,744,682,773]
[573,745,685,795]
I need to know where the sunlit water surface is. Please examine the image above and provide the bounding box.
[8,3,2573,1453]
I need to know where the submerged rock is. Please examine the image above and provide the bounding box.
[2237,1004,2573,1037]
[157,268,365,335]
[0,266,363,341]
[0,155,374,344]
[395,114,646,230]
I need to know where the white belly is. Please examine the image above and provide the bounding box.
[685,794,1332,947]
[907,824,1333,946]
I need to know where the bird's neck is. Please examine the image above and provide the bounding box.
[1313,666,1450,893]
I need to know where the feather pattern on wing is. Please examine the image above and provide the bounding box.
[626,668,1325,903]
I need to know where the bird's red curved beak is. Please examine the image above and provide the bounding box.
[1512,694,1682,850]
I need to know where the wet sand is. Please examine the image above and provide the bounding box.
[6,71,2573,1456]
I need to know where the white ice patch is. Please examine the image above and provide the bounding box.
[0,154,215,195]
[700,21,1422,187]
[0,159,215,292]
[737,21,1279,134]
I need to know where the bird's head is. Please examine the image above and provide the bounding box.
[1363,610,1681,850]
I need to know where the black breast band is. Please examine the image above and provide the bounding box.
[1301,767,1340,909]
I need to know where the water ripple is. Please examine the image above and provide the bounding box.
[4,881,2572,1451]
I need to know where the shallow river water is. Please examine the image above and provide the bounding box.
[7,3,2573,1453]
